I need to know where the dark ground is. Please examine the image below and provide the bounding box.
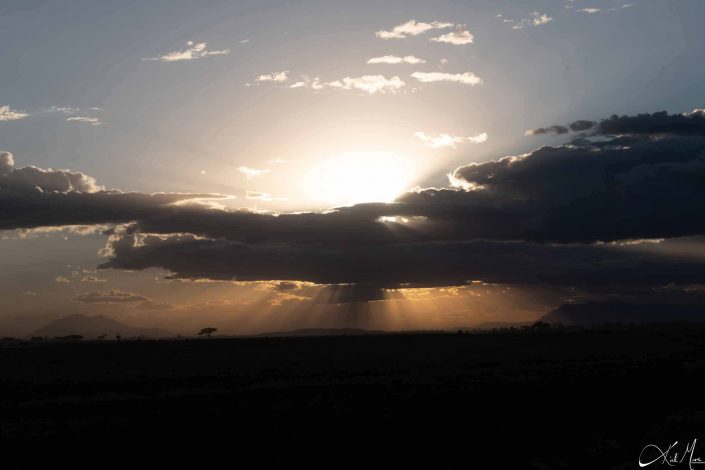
[2,325,704,468]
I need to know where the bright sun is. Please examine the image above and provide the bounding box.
[303,151,415,206]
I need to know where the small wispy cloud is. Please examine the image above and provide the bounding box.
[414,132,488,148]
[410,71,482,86]
[245,190,288,202]
[240,38,251,44]
[47,106,80,115]
[367,55,426,64]
[267,158,286,165]
[143,41,231,62]
[289,75,405,94]
[376,20,453,39]
[501,12,553,30]
[0,105,28,121]
[67,116,103,126]
[577,8,601,13]
[530,12,553,25]
[246,191,271,200]
[256,70,289,82]
[238,166,270,178]
[430,30,474,45]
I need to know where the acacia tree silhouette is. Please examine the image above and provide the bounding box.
[198,327,218,338]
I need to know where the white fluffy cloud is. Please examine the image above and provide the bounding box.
[367,55,426,64]
[410,71,482,86]
[376,20,453,39]
[329,75,405,94]
[289,75,405,94]
[414,132,488,148]
[0,149,102,192]
[430,30,474,45]
[238,166,270,178]
[66,116,103,126]
[0,105,28,121]
[256,71,289,82]
[143,41,231,62]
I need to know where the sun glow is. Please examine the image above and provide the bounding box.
[303,151,415,206]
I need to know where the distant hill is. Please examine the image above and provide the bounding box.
[31,314,171,339]
[542,301,705,326]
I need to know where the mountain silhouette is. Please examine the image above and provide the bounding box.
[31,314,171,339]
[542,301,705,326]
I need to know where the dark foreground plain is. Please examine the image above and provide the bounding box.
[2,326,704,468]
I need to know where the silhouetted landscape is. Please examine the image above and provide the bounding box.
[2,323,704,467]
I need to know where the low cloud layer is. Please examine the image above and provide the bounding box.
[4,109,705,297]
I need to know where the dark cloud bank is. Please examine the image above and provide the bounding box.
[3,109,705,301]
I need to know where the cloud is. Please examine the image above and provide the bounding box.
[7,109,705,296]
[525,125,570,136]
[81,274,107,283]
[410,71,482,86]
[246,191,272,201]
[66,116,103,126]
[0,150,221,231]
[430,30,474,45]
[47,106,80,115]
[267,158,286,165]
[530,12,553,25]
[143,41,230,62]
[414,132,487,148]
[237,166,270,178]
[55,276,71,284]
[529,110,705,138]
[256,71,289,82]
[502,12,553,30]
[595,109,705,136]
[577,8,601,13]
[240,39,251,44]
[0,150,102,193]
[329,75,405,94]
[73,290,149,303]
[569,120,596,132]
[98,230,705,295]
[367,55,426,64]
[290,75,405,94]
[0,105,28,121]
[376,20,453,39]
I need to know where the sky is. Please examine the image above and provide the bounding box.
[2,0,705,336]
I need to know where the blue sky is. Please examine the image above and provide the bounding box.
[2,0,703,202]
